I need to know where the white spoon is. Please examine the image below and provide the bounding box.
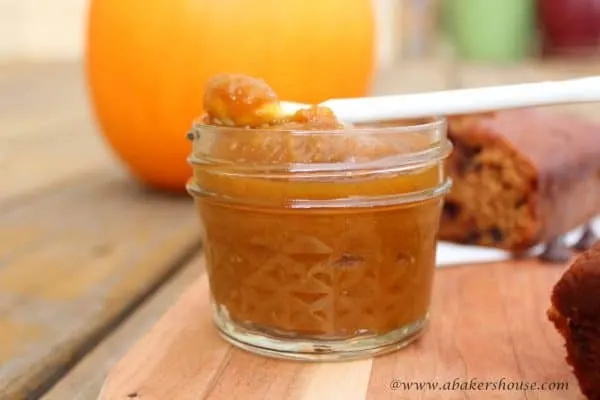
[281,76,600,124]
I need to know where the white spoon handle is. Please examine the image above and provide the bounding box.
[321,76,600,123]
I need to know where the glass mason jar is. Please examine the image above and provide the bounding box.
[187,117,452,361]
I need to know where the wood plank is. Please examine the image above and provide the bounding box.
[371,58,455,95]
[0,62,116,203]
[98,258,585,400]
[0,124,115,205]
[0,61,203,398]
[0,63,89,134]
[0,170,201,400]
[42,256,203,400]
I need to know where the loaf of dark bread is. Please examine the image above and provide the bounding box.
[548,242,600,400]
[439,110,600,251]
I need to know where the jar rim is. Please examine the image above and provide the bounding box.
[188,113,451,173]
[188,115,446,138]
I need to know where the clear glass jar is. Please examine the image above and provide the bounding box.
[187,117,452,361]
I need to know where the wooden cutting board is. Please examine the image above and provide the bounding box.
[98,258,586,400]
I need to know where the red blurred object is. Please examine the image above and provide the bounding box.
[537,0,600,57]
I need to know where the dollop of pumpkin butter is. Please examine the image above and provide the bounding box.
[202,74,345,130]
[203,74,284,128]
[280,105,345,130]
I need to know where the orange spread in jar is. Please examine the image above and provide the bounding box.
[202,74,282,127]
[192,74,445,338]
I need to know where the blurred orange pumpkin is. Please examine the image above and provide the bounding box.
[86,0,376,192]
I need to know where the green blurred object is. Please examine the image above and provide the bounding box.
[443,0,535,62]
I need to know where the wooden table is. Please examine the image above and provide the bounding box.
[1,59,599,400]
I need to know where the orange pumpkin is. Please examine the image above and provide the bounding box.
[86,0,376,192]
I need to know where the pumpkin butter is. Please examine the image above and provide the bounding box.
[188,74,452,359]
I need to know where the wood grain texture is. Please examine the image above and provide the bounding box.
[0,61,204,398]
[0,171,200,400]
[99,258,585,400]
[0,62,114,204]
[42,256,203,400]
[371,58,454,95]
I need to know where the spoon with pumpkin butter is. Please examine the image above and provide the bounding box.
[202,73,345,130]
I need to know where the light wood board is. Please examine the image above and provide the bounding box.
[99,258,585,400]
